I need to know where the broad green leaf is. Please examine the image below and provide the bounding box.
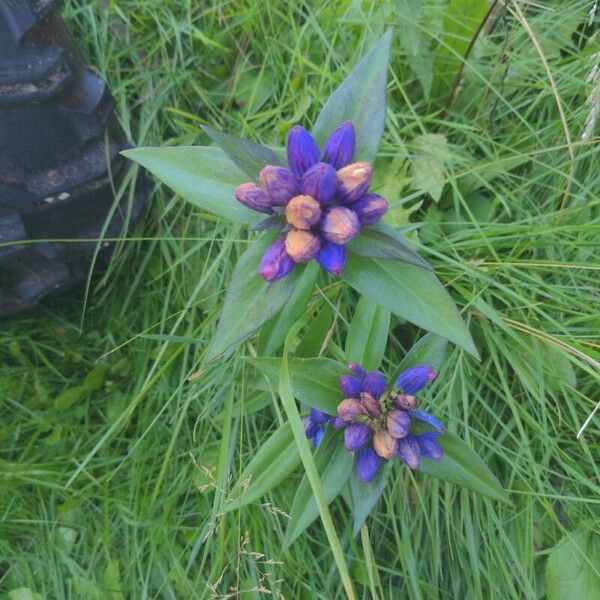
[284,430,353,548]
[432,0,488,97]
[206,235,303,360]
[312,30,392,163]
[410,134,451,202]
[202,125,285,179]
[342,254,478,357]
[419,432,510,504]
[350,461,392,537]
[122,146,259,225]
[546,522,600,600]
[257,261,319,356]
[296,303,335,358]
[393,333,448,381]
[348,224,432,271]
[222,422,301,512]
[345,296,390,371]
[249,357,347,414]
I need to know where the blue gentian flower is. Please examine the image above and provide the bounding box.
[234,121,389,281]
[303,362,444,483]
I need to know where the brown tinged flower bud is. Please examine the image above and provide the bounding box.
[337,398,363,422]
[359,392,381,418]
[393,394,418,411]
[260,165,300,206]
[285,195,322,230]
[285,229,321,262]
[386,410,411,439]
[373,429,398,460]
[352,193,389,225]
[337,161,373,203]
[234,182,274,214]
[320,206,360,245]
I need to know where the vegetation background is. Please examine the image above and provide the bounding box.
[2,0,599,598]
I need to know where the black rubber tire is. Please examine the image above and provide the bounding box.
[0,0,149,318]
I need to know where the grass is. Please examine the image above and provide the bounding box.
[2,0,600,598]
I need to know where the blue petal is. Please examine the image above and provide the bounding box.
[362,371,387,399]
[287,125,320,178]
[316,242,346,276]
[301,162,338,204]
[394,365,437,394]
[303,417,316,439]
[310,408,330,425]
[339,374,363,398]
[416,431,443,460]
[313,427,325,448]
[410,409,445,432]
[322,121,356,169]
[258,237,296,282]
[397,436,421,470]
[344,423,371,452]
[356,447,382,483]
[348,363,367,379]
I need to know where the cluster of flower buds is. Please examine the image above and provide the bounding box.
[304,362,444,483]
[234,121,389,281]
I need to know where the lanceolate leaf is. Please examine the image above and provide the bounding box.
[348,224,432,271]
[222,422,301,512]
[350,461,392,537]
[419,432,510,504]
[284,430,353,548]
[202,125,286,179]
[392,333,448,381]
[312,29,393,163]
[546,523,600,600]
[249,357,347,414]
[342,254,478,357]
[345,296,390,371]
[122,146,259,225]
[206,234,303,361]
[257,261,319,356]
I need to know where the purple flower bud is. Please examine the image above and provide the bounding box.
[397,437,421,469]
[362,371,387,399]
[393,394,418,411]
[356,447,382,483]
[410,409,445,432]
[417,432,443,460]
[337,398,363,422]
[303,416,316,439]
[373,430,398,460]
[331,416,346,429]
[285,195,322,230]
[301,162,338,204]
[337,162,373,204]
[322,121,356,169]
[395,365,437,394]
[320,206,360,245]
[344,423,371,452]
[234,182,274,214]
[258,237,296,282]
[316,242,346,277]
[348,363,367,379]
[285,229,321,263]
[310,408,330,425]
[360,392,381,418]
[386,410,411,439]
[313,427,325,448]
[287,125,320,178]
[339,374,363,398]
[352,193,389,225]
[259,166,299,206]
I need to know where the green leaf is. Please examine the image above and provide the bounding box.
[312,30,393,163]
[122,146,259,225]
[206,234,303,361]
[348,224,432,271]
[249,357,347,414]
[410,134,451,202]
[350,461,392,537]
[222,422,301,512]
[546,522,600,600]
[257,261,319,356]
[202,125,285,180]
[431,0,488,97]
[345,296,390,371]
[342,254,478,357]
[393,333,448,381]
[296,303,335,358]
[54,385,86,411]
[284,430,353,548]
[419,432,511,504]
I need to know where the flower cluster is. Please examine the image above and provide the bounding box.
[304,363,444,483]
[234,122,389,281]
